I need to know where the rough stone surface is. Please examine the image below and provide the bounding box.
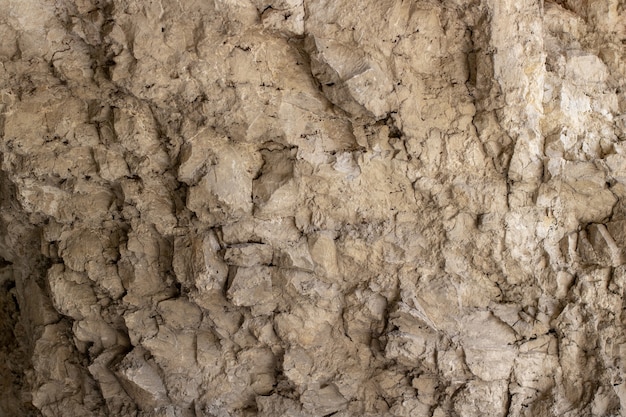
[1,0,626,416]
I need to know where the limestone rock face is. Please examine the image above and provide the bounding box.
[1,0,626,416]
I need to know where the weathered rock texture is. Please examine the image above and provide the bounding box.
[1,0,626,416]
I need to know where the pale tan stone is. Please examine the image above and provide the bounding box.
[1,0,626,415]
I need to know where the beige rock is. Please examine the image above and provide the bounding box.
[301,384,348,415]
[120,224,174,302]
[224,243,274,267]
[308,231,339,277]
[186,141,256,225]
[156,298,202,330]
[221,216,302,246]
[124,309,159,346]
[142,327,197,373]
[227,266,277,316]
[47,264,98,320]
[93,147,130,182]
[453,380,509,417]
[2,0,626,415]
[461,311,518,381]
[173,230,228,295]
[115,348,170,411]
[88,349,138,416]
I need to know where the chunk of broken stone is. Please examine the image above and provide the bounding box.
[306,36,396,119]
[141,327,197,373]
[157,298,202,330]
[119,224,174,302]
[173,230,229,295]
[224,243,274,267]
[186,142,256,224]
[460,311,518,381]
[227,266,277,316]
[275,238,315,271]
[47,264,97,320]
[300,384,348,416]
[114,347,169,411]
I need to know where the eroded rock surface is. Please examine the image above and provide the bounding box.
[1,0,626,416]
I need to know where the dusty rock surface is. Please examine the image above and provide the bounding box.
[1,0,626,416]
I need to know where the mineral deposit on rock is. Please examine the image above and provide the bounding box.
[1,0,626,416]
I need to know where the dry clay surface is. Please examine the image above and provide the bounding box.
[1,0,626,416]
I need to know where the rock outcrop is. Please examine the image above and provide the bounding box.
[1,0,626,416]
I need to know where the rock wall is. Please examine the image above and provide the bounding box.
[1,0,626,416]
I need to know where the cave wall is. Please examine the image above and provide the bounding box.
[1,0,626,416]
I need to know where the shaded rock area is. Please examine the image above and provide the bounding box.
[1,0,626,416]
